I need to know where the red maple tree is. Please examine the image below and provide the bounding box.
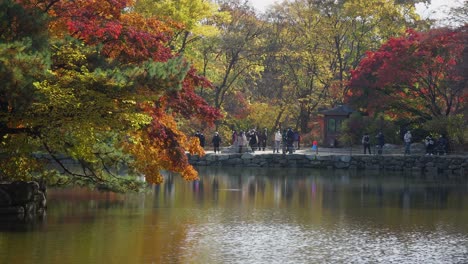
[346,27,467,122]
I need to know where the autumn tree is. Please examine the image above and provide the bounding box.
[0,0,220,191]
[209,1,265,112]
[346,27,467,124]
[132,0,229,55]
[315,0,420,101]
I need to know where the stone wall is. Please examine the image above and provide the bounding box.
[188,153,468,177]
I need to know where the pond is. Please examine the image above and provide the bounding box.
[1,167,468,263]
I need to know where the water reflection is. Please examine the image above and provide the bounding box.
[0,167,467,263]
[188,168,468,212]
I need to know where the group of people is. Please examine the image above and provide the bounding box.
[200,128,449,156]
[194,127,301,154]
[361,131,385,155]
[404,130,448,155]
[229,127,300,154]
[424,134,448,155]
[273,128,300,154]
[231,128,269,153]
[195,130,222,153]
[194,131,206,148]
[362,130,448,155]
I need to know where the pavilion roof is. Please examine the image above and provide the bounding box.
[319,105,354,116]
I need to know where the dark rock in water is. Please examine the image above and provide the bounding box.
[0,188,12,207]
[10,181,36,205]
[0,205,24,215]
[0,181,47,220]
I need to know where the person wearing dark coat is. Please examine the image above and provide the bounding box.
[212,132,222,153]
[436,135,448,155]
[376,131,385,155]
[199,133,205,148]
[248,129,258,153]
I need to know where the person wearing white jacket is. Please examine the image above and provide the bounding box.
[274,129,282,153]
[238,131,248,153]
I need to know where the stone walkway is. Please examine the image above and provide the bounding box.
[204,144,466,157]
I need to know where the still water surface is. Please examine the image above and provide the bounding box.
[1,167,468,263]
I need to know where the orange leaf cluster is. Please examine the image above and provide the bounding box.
[122,107,204,184]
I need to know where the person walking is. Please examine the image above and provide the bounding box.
[248,129,258,153]
[376,131,385,155]
[293,131,300,151]
[212,132,222,154]
[312,140,318,155]
[274,129,282,153]
[404,130,412,155]
[362,133,371,154]
[199,133,205,148]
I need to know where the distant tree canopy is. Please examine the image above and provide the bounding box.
[244,0,423,134]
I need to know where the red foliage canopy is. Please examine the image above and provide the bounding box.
[346,27,467,121]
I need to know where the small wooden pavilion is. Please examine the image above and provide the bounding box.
[319,105,354,147]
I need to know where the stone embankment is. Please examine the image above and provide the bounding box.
[188,152,467,177]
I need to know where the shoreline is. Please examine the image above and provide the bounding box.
[188,149,468,178]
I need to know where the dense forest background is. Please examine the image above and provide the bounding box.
[133,0,466,148]
[0,0,466,189]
